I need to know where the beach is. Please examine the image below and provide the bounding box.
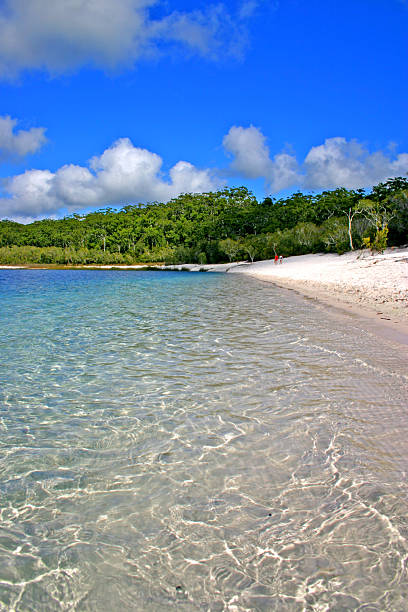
[170,247,408,345]
[2,247,408,344]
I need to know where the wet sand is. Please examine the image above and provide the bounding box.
[227,249,408,347]
[167,247,408,347]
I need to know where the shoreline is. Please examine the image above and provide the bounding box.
[225,249,408,348]
[0,264,152,270]
[253,274,408,348]
[161,247,408,347]
[2,248,408,347]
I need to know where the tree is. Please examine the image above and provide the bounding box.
[343,207,357,250]
[241,236,260,262]
[265,232,281,258]
[1,180,407,265]
[219,238,241,262]
[356,199,394,253]
[386,189,408,245]
[320,217,349,253]
[293,222,321,252]
[370,177,408,202]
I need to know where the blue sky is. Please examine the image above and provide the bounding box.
[0,0,407,222]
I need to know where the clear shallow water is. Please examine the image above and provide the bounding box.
[0,269,408,611]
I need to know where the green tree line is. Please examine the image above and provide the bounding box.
[0,179,407,265]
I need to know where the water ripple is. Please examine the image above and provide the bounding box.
[0,269,407,610]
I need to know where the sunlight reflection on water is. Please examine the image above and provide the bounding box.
[0,269,407,611]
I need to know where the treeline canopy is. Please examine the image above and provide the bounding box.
[0,178,407,265]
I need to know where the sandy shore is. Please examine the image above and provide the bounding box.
[170,247,408,345]
[237,249,408,345]
[2,248,408,344]
[234,249,407,317]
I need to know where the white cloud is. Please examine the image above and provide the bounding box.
[238,1,260,19]
[0,0,248,78]
[303,137,408,190]
[2,169,58,218]
[223,126,408,192]
[268,152,300,192]
[0,137,222,220]
[238,0,277,19]
[169,161,219,194]
[0,115,47,159]
[151,4,246,59]
[222,125,300,190]
[2,128,407,222]
[223,125,272,178]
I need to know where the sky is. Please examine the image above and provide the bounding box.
[0,0,407,223]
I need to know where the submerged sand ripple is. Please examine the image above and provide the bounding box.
[0,270,407,610]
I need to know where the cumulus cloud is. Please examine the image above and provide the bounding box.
[223,125,408,192]
[2,128,407,222]
[223,125,272,178]
[0,138,222,221]
[0,115,47,159]
[268,152,300,192]
[0,0,249,78]
[223,125,300,190]
[303,137,408,190]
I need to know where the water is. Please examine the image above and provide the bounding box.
[0,269,407,611]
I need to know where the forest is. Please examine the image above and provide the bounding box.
[0,177,407,265]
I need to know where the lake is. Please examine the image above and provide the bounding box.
[1,269,407,611]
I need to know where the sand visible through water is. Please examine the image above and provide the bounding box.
[0,269,407,610]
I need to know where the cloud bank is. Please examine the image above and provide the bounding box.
[223,126,408,192]
[0,115,47,159]
[0,138,222,220]
[0,0,248,78]
[1,127,407,222]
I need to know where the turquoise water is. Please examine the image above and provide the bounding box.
[1,269,408,611]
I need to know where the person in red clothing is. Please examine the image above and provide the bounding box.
[274,254,278,265]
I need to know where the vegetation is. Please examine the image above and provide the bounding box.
[1,178,407,265]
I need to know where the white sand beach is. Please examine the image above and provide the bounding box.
[3,247,408,342]
[235,249,408,342]
[174,247,408,343]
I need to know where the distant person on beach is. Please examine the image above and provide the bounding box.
[274,254,278,265]
[279,255,283,264]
